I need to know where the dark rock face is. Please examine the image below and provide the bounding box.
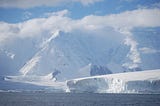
[90,65,112,76]
[123,67,142,72]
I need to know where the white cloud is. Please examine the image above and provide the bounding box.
[1,8,160,43]
[121,0,134,2]
[122,32,141,70]
[44,9,69,17]
[0,0,102,8]
[116,28,141,70]
[137,2,160,9]
[0,22,19,45]
[139,47,160,54]
[74,0,102,5]
[81,8,160,29]
[23,11,32,20]
[0,49,15,59]
[6,51,15,59]
[152,2,160,8]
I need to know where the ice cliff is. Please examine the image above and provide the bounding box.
[66,69,160,93]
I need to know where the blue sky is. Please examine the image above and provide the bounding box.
[0,0,159,23]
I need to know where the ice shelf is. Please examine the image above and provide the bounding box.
[66,69,160,93]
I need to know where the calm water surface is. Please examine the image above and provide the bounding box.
[0,92,160,106]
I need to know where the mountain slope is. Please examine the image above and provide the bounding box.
[1,27,160,82]
[18,29,128,81]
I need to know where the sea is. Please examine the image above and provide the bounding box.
[0,92,160,106]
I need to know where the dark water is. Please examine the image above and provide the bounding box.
[0,92,160,106]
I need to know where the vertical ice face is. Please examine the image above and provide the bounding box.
[107,78,125,93]
[67,78,127,93]
[66,69,160,93]
[126,80,160,93]
[67,78,108,93]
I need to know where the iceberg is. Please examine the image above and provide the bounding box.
[66,69,160,93]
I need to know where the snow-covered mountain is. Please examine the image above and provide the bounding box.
[0,27,160,83]
[1,28,127,80]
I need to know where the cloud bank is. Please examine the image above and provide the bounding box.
[139,47,160,54]
[1,8,160,44]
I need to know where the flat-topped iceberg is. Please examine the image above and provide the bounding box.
[66,69,160,93]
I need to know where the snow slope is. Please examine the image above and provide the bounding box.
[16,28,128,81]
[4,73,66,91]
[67,69,160,93]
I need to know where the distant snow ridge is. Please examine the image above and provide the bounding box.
[66,69,160,93]
[20,30,60,76]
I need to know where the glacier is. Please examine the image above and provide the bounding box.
[3,69,160,93]
[4,72,67,91]
[66,69,160,93]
